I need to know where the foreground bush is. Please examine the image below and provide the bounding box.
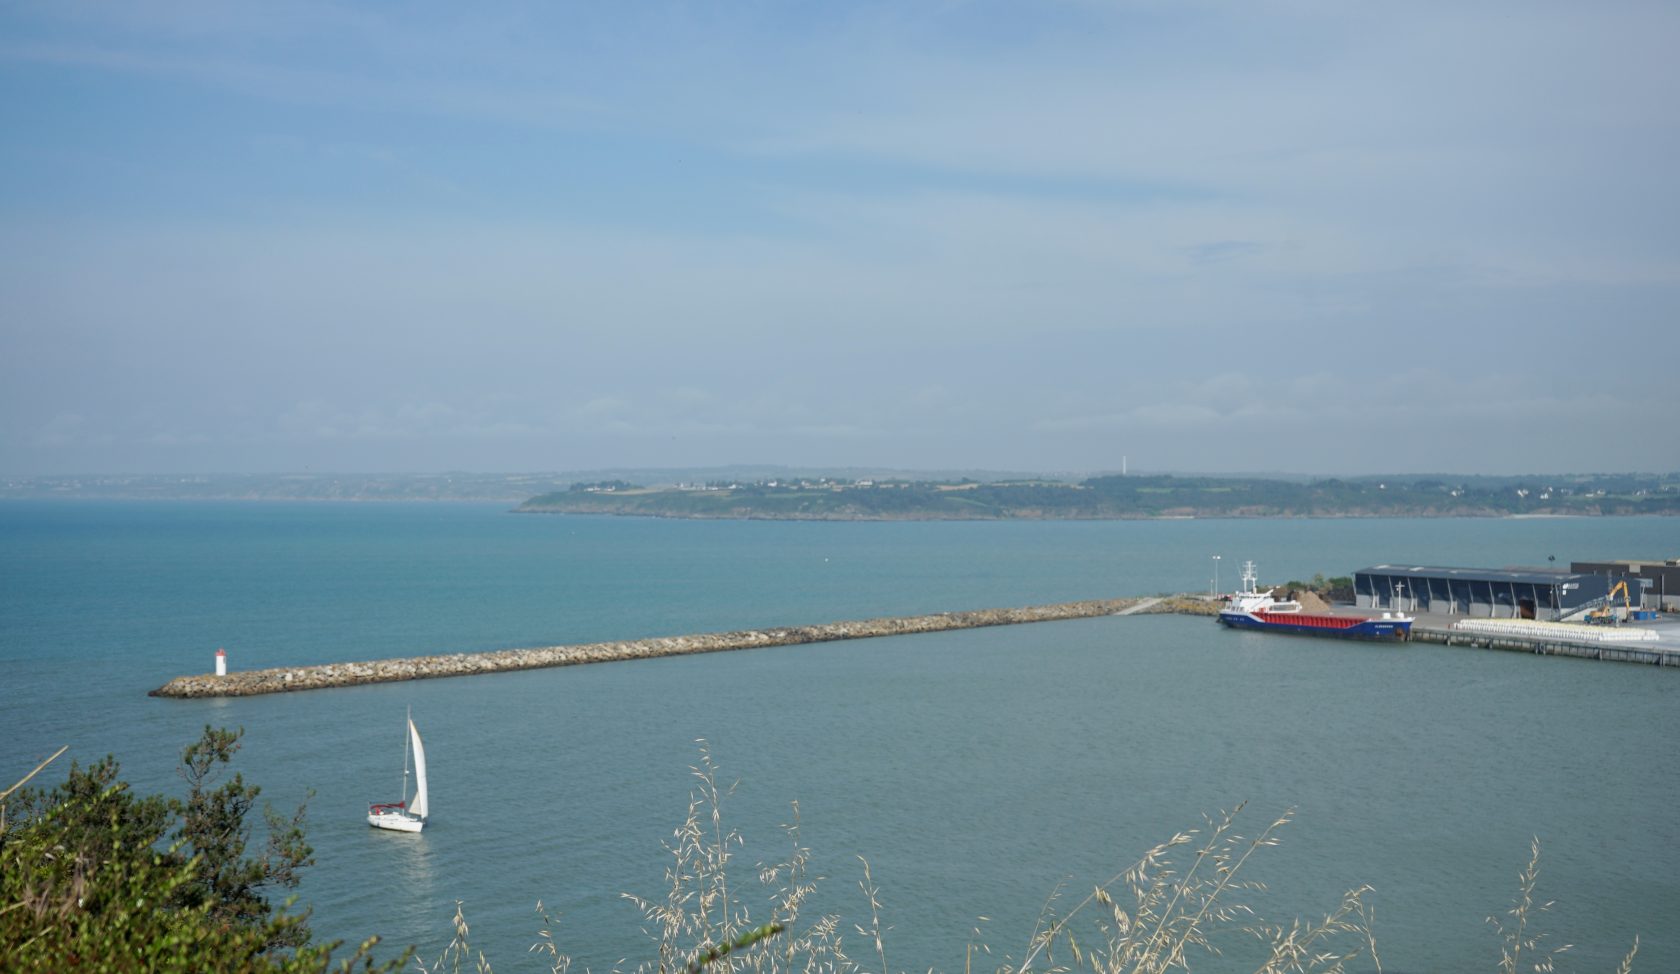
[1,731,398,974]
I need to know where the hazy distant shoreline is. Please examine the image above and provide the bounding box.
[517,473,1680,520]
[6,470,1676,517]
[512,507,1667,522]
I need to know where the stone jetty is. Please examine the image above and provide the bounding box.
[152,596,1201,698]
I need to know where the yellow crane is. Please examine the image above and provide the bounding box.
[1587,580,1632,625]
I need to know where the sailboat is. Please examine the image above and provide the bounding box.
[367,711,429,833]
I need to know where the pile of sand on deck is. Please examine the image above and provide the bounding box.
[1289,589,1334,613]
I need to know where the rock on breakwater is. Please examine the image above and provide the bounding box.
[151,596,1192,698]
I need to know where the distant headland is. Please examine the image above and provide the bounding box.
[518,473,1680,520]
[4,470,1676,517]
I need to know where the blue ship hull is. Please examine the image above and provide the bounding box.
[1219,611,1412,640]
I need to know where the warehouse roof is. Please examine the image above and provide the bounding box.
[1354,565,1600,586]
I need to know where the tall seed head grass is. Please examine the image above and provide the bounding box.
[621,741,857,974]
[1002,804,1378,974]
[413,747,1638,974]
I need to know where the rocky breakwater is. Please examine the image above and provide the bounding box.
[151,596,1179,698]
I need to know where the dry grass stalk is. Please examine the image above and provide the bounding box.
[413,901,492,974]
[530,901,574,974]
[1488,837,1581,974]
[1001,804,1376,974]
[0,746,70,835]
[622,742,854,974]
[413,750,1638,974]
[855,857,888,974]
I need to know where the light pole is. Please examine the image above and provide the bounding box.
[1212,555,1221,597]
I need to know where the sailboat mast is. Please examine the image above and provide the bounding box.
[400,707,412,804]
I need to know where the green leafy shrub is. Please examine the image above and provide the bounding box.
[1,730,400,974]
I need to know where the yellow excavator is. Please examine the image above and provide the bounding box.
[1586,580,1632,625]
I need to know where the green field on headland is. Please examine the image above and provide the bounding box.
[521,472,1680,520]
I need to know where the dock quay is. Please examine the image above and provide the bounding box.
[151,595,1213,698]
[1410,619,1679,665]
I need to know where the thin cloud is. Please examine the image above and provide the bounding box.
[0,1,1674,475]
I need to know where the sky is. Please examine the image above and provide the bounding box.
[2,1,1676,477]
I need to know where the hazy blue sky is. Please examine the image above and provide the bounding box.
[2,1,1675,476]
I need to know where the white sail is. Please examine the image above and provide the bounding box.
[406,718,429,820]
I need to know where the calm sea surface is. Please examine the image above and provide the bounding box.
[2,502,1676,973]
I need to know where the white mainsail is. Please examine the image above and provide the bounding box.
[406,717,429,820]
[368,711,428,832]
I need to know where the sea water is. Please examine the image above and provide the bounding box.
[2,501,1676,972]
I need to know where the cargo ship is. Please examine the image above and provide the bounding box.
[1218,561,1412,640]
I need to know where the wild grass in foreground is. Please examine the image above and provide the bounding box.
[418,744,1639,974]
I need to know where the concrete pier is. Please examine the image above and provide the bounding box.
[150,594,1670,700]
[151,596,1203,698]
[1409,620,1679,665]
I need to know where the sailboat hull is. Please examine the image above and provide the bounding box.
[367,809,425,832]
[368,714,429,832]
